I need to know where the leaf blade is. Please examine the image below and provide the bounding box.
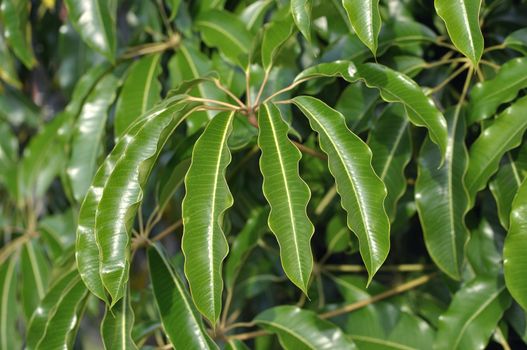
[341,0,381,55]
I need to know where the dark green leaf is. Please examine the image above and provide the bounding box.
[341,0,381,55]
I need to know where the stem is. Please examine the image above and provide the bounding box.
[152,220,182,242]
[314,185,337,216]
[253,68,271,107]
[245,66,252,110]
[427,63,469,95]
[484,43,506,53]
[186,96,240,110]
[0,231,38,265]
[323,264,432,273]
[213,79,246,108]
[220,287,234,328]
[262,78,309,104]
[155,0,174,36]
[480,59,500,70]
[293,141,327,160]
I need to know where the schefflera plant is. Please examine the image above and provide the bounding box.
[75,12,448,332]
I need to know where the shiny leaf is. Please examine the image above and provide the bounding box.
[0,256,19,350]
[261,17,295,71]
[21,240,50,320]
[341,0,381,55]
[0,0,36,68]
[291,0,312,42]
[101,286,137,350]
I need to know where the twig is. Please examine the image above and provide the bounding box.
[323,264,433,273]
[213,79,246,108]
[427,63,469,95]
[0,231,38,265]
[293,142,327,160]
[186,96,240,110]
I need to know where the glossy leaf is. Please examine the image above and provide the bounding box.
[0,256,19,350]
[293,96,389,281]
[96,99,195,305]
[295,61,448,157]
[261,18,295,71]
[64,0,116,62]
[148,245,218,350]
[258,103,314,293]
[255,306,357,349]
[0,0,36,68]
[114,54,162,139]
[468,57,527,124]
[368,104,411,220]
[195,10,252,66]
[291,0,312,42]
[504,178,527,311]
[415,108,470,280]
[0,123,18,199]
[21,240,50,320]
[101,286,137,350]
[182,112,235,325]
[67,73,121,202]
[239,0,273,32]
[465,96,527,204]
[436,275,511,350]
[341,0,381,55]
[434,0,484,66]
[504,28,527,54]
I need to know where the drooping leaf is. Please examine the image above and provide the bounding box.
[0,122,18,199]
[293,96,389,281]
[435,275,511,350]
[239,0,273,32]
[290,0,312,42]
[39,209,76,262]
[415,108,470,280]
[465,96,527,204]
[21,240,50,320]
[335,82,379,133]
[255,306,357,349]
[148,245,218,350]
[0,0,36,68]
[368,104,411,220]
[157,158,191,214]
[504,28,527,54]
[341,0,381,55]
[101,286,137,350]
[434,0,484,66]
[258,103,314,293]
[261,17,295,71]
[504,178,527,311]
[195,10,252,66]
[96,99,196,305]
[114,54,162,139]
[67,73,121,202]
[466,218,502,277]
[468,57,527,124]
[0,256,19,350]
[167,0,181,20]
[64,0,116,62]
[294,61,448,157]
[0,33,21,87]
[182,111,235,325]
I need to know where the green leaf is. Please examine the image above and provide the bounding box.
[101,286,137,350]
[0,256,19,350]
[0,122,18,199]
[167,0,181,20]
[148,245,218,350]
[468,57,527,124]
[157,158,191,214]
[182,111,235,325]
[435,275,511,350]
[293,96,389,281]
[21,240,50,320]
[26,269,88,350]
[258,103,314,293]
[239,0,273,32]
[341,0,381,55]
[114,54,162,139]
[0,0,36,68]
[504,28,527,54]
[490,147,527,229]
[64,0,116,62]
[368,104,411,220]
[504,178,527,311]
[261,17,295,71]
[290,0,312,42]
[434,0,484,66]
[0,33,21,87]
[295,61,448,157]
[96,99,196,305]
[224,206,269,288]
[67,73,121,202]
[255,305,357,349]
[195,10,252,66]
[465,96,527,204]
[415,108,470,280]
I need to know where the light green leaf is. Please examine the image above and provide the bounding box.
[504,28,527,54]
[114,54,162,139]
[468,57,527,124]
[341,0,381,55]
[0,0,36,68]
[368,104,411,220]
[0,256,19,350]
[261,17,295,71]
[0,122,18,199]
[0,33,21,87]
[295,61,448,157]
[167,0,181,20]
[434,0,484,66]
[67,73,121,202]
[436,275,511,350]
[415,108,470,280]
[195,10,252,66]
[101,286,137,350]
[258,103,314,293]
[39,209,76,262]
[504,178,527,311]
[239,0,273,32]
[255,305,357,349]
[182,111,235,325]
[21,240,50,320]
[291,0,312,42]
[148,245,218,350]
[465,96,527,204]
[96,99,196,305]
[293,96,389,281]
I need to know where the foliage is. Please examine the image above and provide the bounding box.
[2,0,527,348]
